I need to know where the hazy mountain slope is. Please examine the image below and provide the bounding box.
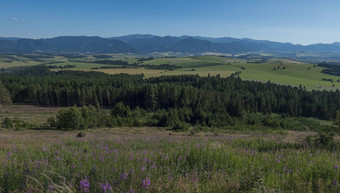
[1,35,340,54]
[0,36,135,53]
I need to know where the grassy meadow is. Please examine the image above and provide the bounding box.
[0,106,339,192]
[0,129,339,192]
[1,105,60,125]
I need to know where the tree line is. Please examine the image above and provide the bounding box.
[0,65,340,123]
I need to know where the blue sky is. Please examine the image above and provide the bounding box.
[1,0,340,45]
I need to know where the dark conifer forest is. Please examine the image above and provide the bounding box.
[1,65,339,130]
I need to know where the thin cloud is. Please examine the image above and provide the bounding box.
[11,17,27,23]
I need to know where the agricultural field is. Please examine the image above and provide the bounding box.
[239,60,340,91]
[138,56,340,90]
[2,54,340,90]
[0,55,41,68]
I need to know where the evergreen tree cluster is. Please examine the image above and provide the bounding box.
[1,65,340,125]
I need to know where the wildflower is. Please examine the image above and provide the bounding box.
[79,179,90,192]
[333,179,337,186]
[142,178,151,188]
[141,166,145,172]
[47,184,55,191]
[192,177,198,183]
[151,162,156,169]
[143,157,148,162]
[99,155,104,162]
[121,172,128,180]
[127,190,135,193]
[335,165,339,170]
[101,182,112,193]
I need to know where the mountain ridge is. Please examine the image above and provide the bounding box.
[1,34,340,54]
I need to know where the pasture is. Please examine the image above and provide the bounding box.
[2,54,340,90]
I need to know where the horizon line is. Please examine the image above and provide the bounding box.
[0,34,339,46]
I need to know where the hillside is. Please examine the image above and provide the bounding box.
[0,36,135,54]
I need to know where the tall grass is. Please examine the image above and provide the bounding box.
[0,135,339,192]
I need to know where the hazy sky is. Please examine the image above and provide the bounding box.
[1,0,340,45]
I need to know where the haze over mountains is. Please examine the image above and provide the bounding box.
[1,34,340,55]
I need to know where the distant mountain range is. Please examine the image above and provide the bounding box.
[1,34,340,55]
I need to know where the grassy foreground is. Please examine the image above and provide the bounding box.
[0,130,339,192]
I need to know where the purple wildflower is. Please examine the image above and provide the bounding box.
[79,179,90,192]
[333,179,337,186]
[47,184,55,191]
[141,166,145,172]
[101,182,112,193]
[99,155,104,162]
[127,190,135,193]
[334,165,339,170]
[142,178,151,188]
[151,162,156,169]
[121,172,128,180]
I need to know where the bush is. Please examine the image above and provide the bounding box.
[111,102,131,117]
[262,116,280,128]
[170,120,190,131]
[304,132,337,150]
[3,117,13,129]
[56,107,83,130]
[2,117,35,130]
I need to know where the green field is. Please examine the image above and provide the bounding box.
[137,56,340,90]
[240,60,340,91]
[2,54,340,90]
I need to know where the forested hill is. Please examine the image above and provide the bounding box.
[0,36,135,54]
[2,35,340,54]
[0,65,339,121]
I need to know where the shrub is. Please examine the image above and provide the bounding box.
[111,102,131,118]
[170,120,190,131]
[304,132,337,150]
[56,107,83,130]
[262,116,280,128]
[3,117,13,129]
